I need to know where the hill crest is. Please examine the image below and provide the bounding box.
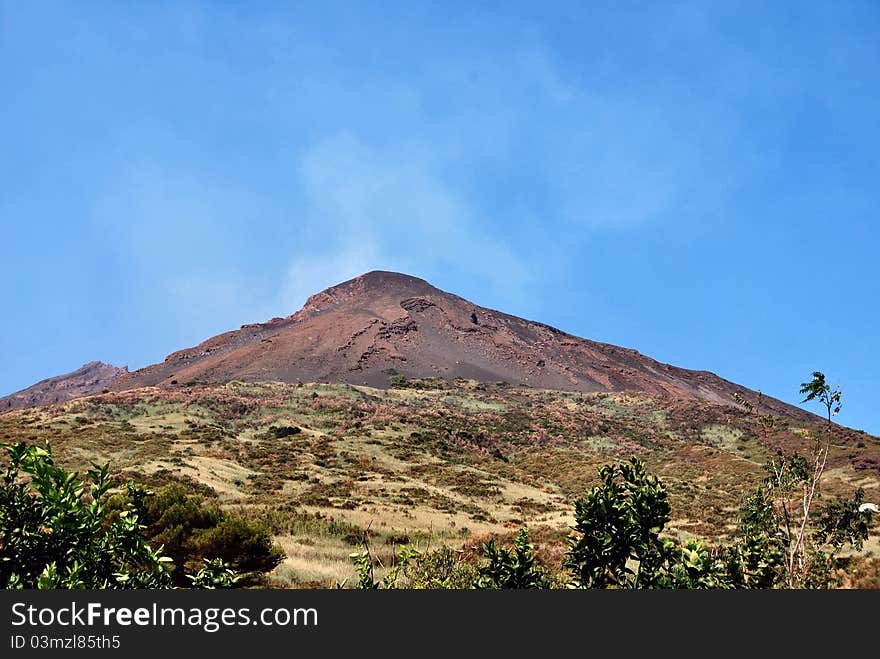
[100,270,813,422]
[0,361,128,411]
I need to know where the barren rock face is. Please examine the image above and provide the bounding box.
[101,271,813,422]
[0,361,128,411]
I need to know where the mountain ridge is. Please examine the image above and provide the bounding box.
[2,271,816,422]
[0,361,128,411]
[111,271,814,422]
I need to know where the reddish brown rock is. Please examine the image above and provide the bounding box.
[108,271,813,422]
[0,361,128,411]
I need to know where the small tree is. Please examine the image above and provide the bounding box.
[799,371,841,424]
[475,528,548,589]
[732,374,871,588]
[723,489,784,588]
[564,457,672,588]
[736,449,871,588]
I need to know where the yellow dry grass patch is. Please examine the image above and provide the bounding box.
[823,466,880,492]
[132,456,255,499]
[300,503,500,536]
[700,424,744,451]
[274,535,358,586]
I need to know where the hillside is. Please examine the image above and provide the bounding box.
[2,378,876,586]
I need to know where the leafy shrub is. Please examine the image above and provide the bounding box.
[126,483,285,586]
[564,457,671,588]
[193,516,285,582]
[476,528,549,589]
[0,442,172,589]
[268,425,301,439]
[187,558,239,589]
[404,546,478,589]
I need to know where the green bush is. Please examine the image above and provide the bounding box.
[564,457,671,588]
[404,546,478,589]
[0,442,172,589]
[193,516,285,581]
[476,528,549,589]
[187,558,239,589]
[270,425,301,438]
[126,483,285,587]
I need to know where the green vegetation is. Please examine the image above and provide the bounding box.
[1,372,877,588]
[403,546,479,589]
[187,558,239,589]
[0,442,172,588]
[0,441,283,589]
[800,371,842,425]
[564,457,672,588]
[112,483,285,586]
[348,453,875,589]
[476,528,549,589]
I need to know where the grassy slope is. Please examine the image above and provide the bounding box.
[2,378,878,587]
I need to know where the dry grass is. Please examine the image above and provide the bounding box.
[2,378,878,587]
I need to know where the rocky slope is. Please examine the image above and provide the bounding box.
[0,361,128,411]
[109,271,813,422]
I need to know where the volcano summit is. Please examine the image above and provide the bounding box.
[66,270,811,422]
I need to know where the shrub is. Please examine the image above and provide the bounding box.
[194,516,285,582]
[127,483,285,587]
[476,528,549,589]
[0,442,172,589]
[564,457,671,588]
[404,546,478,589]
[270,425,301,438]
[187,558,239,589]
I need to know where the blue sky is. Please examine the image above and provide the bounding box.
[1,2,878,433]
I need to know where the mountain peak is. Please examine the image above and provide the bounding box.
[353,270,432,286]
[0,362,128,411]
[5,273,816,423]
[318,270,439,299]
[100,273,815,422]
[293,271,442,321]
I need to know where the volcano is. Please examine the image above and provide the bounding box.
[80,270,807,421]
